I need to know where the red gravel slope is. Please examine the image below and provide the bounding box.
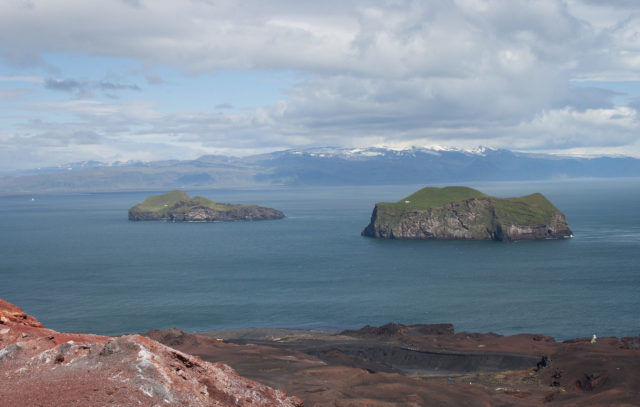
[0,298,302,407]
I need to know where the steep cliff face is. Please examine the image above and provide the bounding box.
[496,212,572,240]
[128,190,285,222]
[0,298,302,407]
[362,187,572,241]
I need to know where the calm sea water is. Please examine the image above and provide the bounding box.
[1,180,639,340]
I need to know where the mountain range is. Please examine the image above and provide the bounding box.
[1,147,639,194]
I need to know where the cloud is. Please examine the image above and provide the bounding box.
[0,1,631,84]
[29,99,160,127]
[45,78,83,92]
[121,0,142,8]
[0,75,44,83]
[97,81,140,92]
[44,78,140,96]
[0,0,617,77]
[2,0,640,170]
[514,106,640,150]
[0,88,30,101]
[145,73,164,85]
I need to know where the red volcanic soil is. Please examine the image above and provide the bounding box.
[3,297,639,406]
[145,323,640,406]
[0,298,302,407]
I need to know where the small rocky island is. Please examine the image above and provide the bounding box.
[128,190,285,222]
[362,186,572,240]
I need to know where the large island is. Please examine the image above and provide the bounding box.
[128,190,285,222]
[362,186,572,240]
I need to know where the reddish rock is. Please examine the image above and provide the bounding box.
[4,298,639,406]
[0,298,43,328]
[0,298,302,407]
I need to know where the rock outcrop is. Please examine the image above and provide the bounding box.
[362,186,573,240]
[0,298,302,407]
[128,190,285,222]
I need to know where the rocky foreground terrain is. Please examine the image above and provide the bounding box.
[146,324,640,406]
[2,297,639,406]
[0,298,301,406]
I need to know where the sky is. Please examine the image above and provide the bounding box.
[2,0,640,171]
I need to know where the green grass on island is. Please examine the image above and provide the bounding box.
[130,190,189,217]
[491,192,558,225]
[129,190,250,218]
[378,186,561,226]
[385,186,489,210]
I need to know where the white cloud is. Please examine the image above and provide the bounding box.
[513,106,639,150]
[1,0,640,169]
[0,75,43,83]
[31,100,120,117]
[29,99,161,123]
[0,88,30,101]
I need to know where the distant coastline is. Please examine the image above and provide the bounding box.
[2,147,640,195]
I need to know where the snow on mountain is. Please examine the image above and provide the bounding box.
[282,145,498,160]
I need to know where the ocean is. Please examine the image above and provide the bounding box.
[1,179,639,341]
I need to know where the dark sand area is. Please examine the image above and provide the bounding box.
[145,323,640,406]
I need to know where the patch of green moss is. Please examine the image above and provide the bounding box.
[129,189,189,218]
[375,186,561,227]
[174,196,250,212]
[491,193,558,225]
[385,186,489,210]
[129,190,251,219]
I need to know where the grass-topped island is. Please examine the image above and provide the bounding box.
[362,186,572,241]
[128,190,285,222]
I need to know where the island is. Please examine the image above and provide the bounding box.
[128,190,285,221]
[362,186,572,240]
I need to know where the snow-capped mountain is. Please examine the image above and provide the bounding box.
[279,145,496,159]
[1,146,639,194]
